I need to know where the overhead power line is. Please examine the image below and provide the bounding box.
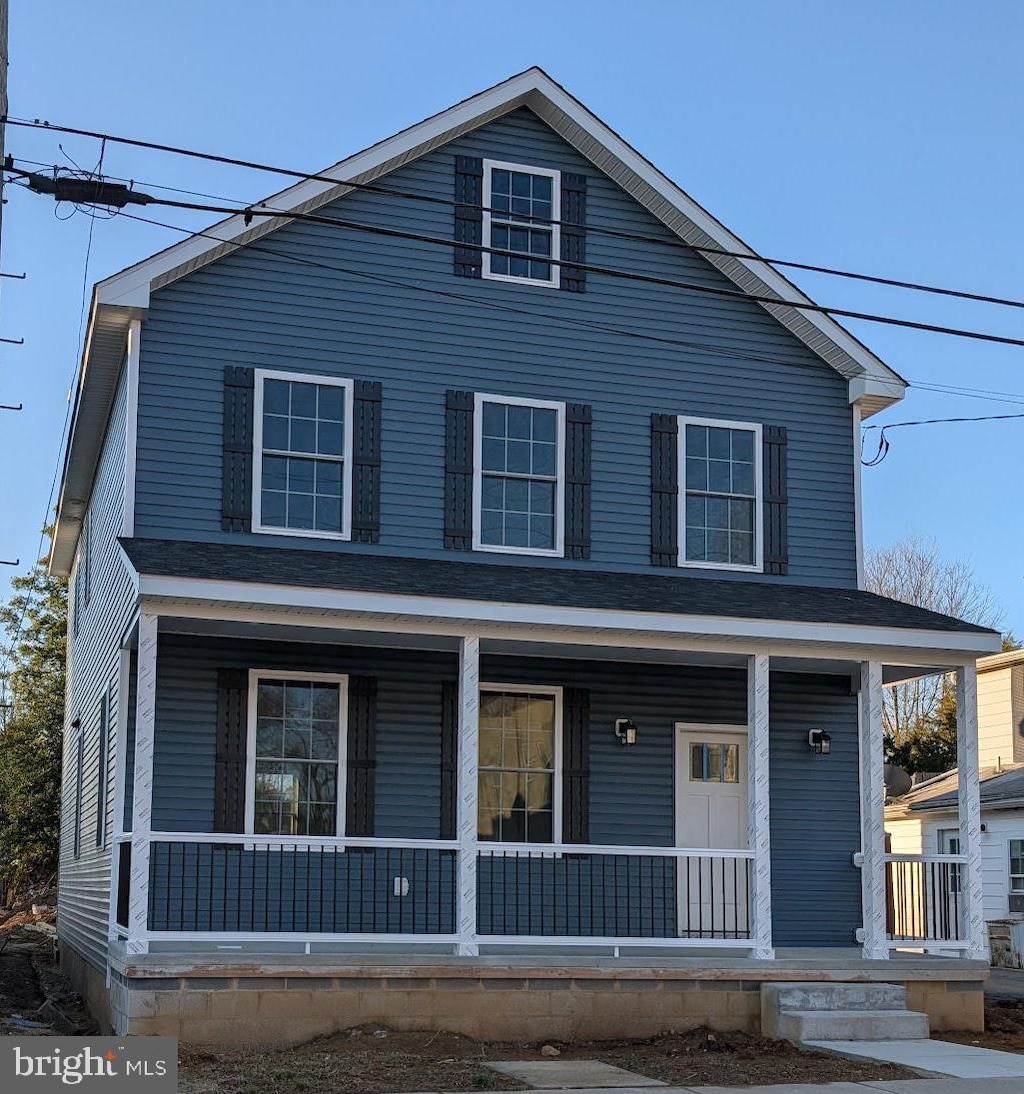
[11,163,1024,350]
[861,410,1024,466]
[5,115,1024,314]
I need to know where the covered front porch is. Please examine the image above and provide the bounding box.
[109,565,996,968]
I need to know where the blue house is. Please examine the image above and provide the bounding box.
[52,68,1000,1043]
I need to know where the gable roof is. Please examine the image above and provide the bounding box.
[887,764,1024,817]
[52,66,907,573]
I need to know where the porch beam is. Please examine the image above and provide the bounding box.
[456,636,480,956]
[127,612,158,954]
[859,660,888,959]
[956,662,988,960]
[747,653,773,960]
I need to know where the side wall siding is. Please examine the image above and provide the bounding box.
[134,108,858,587]
[59,364,139,971]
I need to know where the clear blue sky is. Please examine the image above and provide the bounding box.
[3,2,1023,629]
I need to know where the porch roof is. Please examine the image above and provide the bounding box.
[121,537,995,638]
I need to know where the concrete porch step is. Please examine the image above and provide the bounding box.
[774,1006,930,1042]
[763,981,907,1013]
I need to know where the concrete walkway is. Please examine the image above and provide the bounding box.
[987,967,1024,1000]
[805,1038,1024,1080]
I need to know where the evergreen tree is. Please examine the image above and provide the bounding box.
[0,535,67,898]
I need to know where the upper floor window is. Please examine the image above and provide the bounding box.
[482,160,560,288]
[474,394,565,557]
[679,417,763,572]
[247,671,348,837]
[252,370,354,540]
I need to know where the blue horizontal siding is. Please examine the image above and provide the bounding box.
[150,641,859,943]
[135,108,858,587]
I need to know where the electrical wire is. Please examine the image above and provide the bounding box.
[12,162,1024,351]
[6,115,1024,313]
[860,411,1024,466]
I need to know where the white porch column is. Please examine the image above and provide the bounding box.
[859,660,889,959]
[126,612,157,955]
[956,661,988,959]
[747,653,773,959]
[456,636,480,956]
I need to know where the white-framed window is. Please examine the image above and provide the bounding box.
[252,369,354,540]
[478,684,562,844]
[245,670,349,837]
[482,160,560,288]
[473,393,565,557]
[939,828,962,894]
[678,416,763,572]
[1010,839,1024,894]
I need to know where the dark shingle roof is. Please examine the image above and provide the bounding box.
[120,537,995,635]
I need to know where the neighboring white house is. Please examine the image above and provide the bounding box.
[886,649,1024,962]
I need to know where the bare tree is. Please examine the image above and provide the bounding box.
[865,536,1004,744]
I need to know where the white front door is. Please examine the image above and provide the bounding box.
[675,725,748,938]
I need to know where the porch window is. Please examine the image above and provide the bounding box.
[253,370,354,539]
[478,687,561,843]
[482,161,560,287]
[474,395,565,556]
[250,673,347,837]
[1010,840,1024,893]
[679,417,763,571]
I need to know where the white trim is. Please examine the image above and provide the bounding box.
[479,681,564,846]
[108,646,133,943]
[481,159,561,289]
[956,662,988,960]
[121,319,141,538]
[244,669,350,838]
[251,369,355,542]
[472,392,566,558]
[677,416,764,574]
[127,611,158,954]
[852,402,864,588]
[135,574,1003,658]
[456,636,480,956]
[859,660,888,960]
[746,653,773,959]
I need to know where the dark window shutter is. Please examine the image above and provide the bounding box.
[565,403,592,560]
[562,687,590,844]
[346,675,378,837]
[352,380,382,543]
[214,668,248,833]
[439,680,458,840]
[651,414,679,566]
[222,366,254,532]
[454,156,484,279]
[560,173,587,293]
[763,425,789,575]
[444,390,475,550]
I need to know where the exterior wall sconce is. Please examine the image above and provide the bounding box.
[808,728,831,755]
[614,718,638,746]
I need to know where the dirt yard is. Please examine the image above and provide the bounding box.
[939,998,1024,1055]
[0,920,920,1092]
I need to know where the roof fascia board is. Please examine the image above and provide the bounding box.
[135,573,1001,658]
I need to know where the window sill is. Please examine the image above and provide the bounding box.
[678,559,763,574]
[481,269,560,289]
[473,541,564,559]
[252,524,352,543]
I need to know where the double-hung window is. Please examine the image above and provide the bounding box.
[478,686,561,844]
[1010,840,1024,894]
[679,417,763,571]
[253,370,354,539]
[482,160,560,287]
[247,671,348,837]
[474,394,565,556]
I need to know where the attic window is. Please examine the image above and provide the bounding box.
[482,161,560,287]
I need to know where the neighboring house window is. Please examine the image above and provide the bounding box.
[482,160,560,287]
[478,686,561,844]
[73,721,84,859]
[95,690,109,849]
[248,672,347,837]
[474,394,565,556]
[1010,840,1024,893]
[252,370,354,540]
[939,828,962,894]
[679,417,763,572]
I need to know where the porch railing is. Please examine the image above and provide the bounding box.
[884,853,967,947]
[129,833,755,950]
